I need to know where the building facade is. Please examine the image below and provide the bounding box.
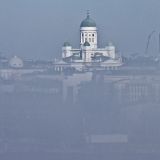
[54,12,123,71]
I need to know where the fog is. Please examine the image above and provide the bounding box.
[1,0,160,160]
[1,63,160,159]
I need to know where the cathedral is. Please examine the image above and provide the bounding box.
[54,11,123,71]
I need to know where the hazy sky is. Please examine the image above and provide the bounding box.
[0,0,160,60]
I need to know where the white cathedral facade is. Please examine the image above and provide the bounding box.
[54,12,123,71]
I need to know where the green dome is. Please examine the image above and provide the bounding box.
[83,41,90,46]
[107,41,114,46]
[63,41,71,47]
[80,12,96,27]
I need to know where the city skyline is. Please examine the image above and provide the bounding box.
[0,0,160,60]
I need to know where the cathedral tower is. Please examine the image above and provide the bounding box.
[80,11,97,49]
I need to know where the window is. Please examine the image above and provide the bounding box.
[85,38,87,42]
[82,33,84,37]
[85,34,87,36]
[89,38,91,42]
[92,34,94,36]
[92,38,94,42]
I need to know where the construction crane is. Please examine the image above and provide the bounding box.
[145,30,155,57]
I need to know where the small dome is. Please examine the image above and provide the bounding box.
[63,41,71,47]
[107,41,114,46]
[83,41,90,46]
[9,55,23,68]
[80,12,96,27]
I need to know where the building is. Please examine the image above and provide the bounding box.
[9,55,24,68]
[113,75,160,103]
[63,72,93,102]
[0,55,56,80]
[54,11,123,71]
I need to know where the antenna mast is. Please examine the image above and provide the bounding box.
[159,34,160,66]
[0,59,4,142]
